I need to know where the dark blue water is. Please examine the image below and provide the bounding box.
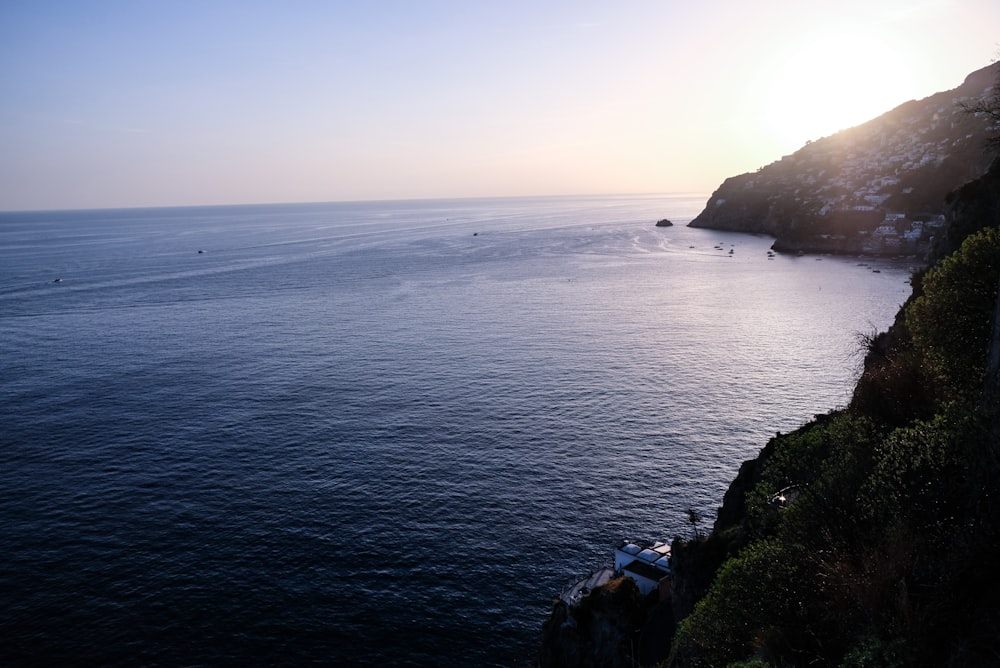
[0,196,913,665]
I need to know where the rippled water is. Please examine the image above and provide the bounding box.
[0,196,914,665]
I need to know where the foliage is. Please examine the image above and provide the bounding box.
[672,539,812,667]
[839,636,910,668]
[859,409,976,539]
[850,226,1000,422]
[724,660,771,668]
[686,507,703,537]
[906,226,1000,400]
[742,414,879,539]
[849,344,940,426]
[675,409,996,666]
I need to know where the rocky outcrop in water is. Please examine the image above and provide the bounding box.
[538,576,645,668]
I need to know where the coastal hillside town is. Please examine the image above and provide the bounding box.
[690,63,999,258]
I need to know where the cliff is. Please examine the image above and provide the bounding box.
[667,155,1000,667]
[538,576,648,668]
[690,63,999,258]
[540,109,1000,668]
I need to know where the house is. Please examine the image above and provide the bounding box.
[560,540,675,608]
[614,540,672,599]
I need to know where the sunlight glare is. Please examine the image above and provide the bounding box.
[759,28,914,148]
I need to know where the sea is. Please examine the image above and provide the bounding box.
[0,195,915,666]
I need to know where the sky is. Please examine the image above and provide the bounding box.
[1,1,998,211]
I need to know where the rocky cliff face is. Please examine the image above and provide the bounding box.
[935,156,1000,261]
[664,161,1000,666]
[538,576,646,668]
[538,65,1000,668]
[690,64,999,257]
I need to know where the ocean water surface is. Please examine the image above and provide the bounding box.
[0,195,914,665]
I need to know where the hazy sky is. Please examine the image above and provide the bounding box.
[2,1,998,210]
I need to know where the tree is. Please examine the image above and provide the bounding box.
[960,61,1000,151]
[907,227,1000,401]
[686,507,703,538]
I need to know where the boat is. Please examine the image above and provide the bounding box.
[561,567,615,606]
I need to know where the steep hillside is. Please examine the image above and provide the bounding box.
[539,65,1000,668]
[669,157,1000,667]
[539,158,1000,668]
[690,64,999,258]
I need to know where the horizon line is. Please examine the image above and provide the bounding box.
[0,191,712,216]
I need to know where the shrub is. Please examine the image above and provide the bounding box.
[839,636,911,668]
[859,409,975,541]
[850,345,941,426]
[906,226,1000,401]
[672,540,813,667]
[743,414,879,540]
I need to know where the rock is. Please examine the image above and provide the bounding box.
[539,576,646,668]
[656,218,673,227]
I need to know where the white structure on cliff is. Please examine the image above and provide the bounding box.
[614,540,672,599]
[560,540,673,607]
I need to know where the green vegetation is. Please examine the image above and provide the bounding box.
[668,172,1000,666]
[908,226,1000,399]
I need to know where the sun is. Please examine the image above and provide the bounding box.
[758,28,914,148]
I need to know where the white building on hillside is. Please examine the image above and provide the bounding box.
[614,540,672,599]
